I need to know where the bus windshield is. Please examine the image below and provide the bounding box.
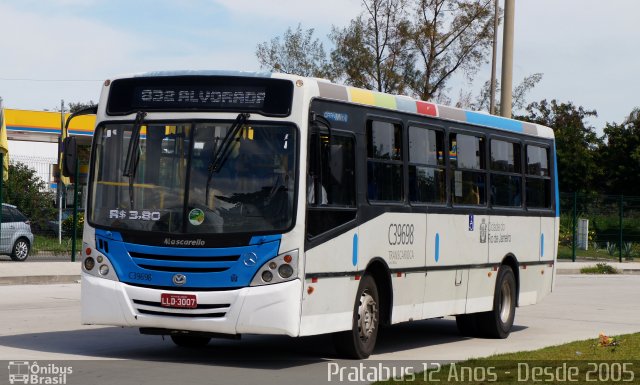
[89,121,297,235]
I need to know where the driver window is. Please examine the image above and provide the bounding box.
[307,133,355,207]
[306,132,356,238]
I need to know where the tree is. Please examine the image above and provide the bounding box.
[466,72,543,113]
[256,0,495,98]
[330,0,414,93]
[256,24,333,78]
[598,108,640,195]
[53,101,97,114]
[407,0,495,100]
[516,100,602,194]
[4,162,56,229]
[68,101,97,114]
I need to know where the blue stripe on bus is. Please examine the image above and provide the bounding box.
[464,112,523,133]
[553,141,560,217]
[94,229,280,289]
[435,233,440,262]
[249,234,282,245]
[541,233,545,257]
[352,233,358,267]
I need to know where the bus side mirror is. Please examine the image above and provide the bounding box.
[62,137,77,177]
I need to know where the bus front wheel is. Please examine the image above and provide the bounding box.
[333,275,380,359]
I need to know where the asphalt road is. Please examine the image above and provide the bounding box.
[1,275,639,385]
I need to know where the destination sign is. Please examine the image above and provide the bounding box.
[135,86,266,109]
[107,76,293,117]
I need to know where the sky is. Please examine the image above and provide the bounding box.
[1,0,640,158]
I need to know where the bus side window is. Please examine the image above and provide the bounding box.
[367,120,403,202]
[525,145,551,208]
[490,139,523,207]
[408,126,446,204]
[450,132,487,205]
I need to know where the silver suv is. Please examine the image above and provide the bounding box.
[1,203,34,261]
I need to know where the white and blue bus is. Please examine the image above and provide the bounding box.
[72,71,558,358]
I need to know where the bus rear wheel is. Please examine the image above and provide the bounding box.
[333,275,380,359]
[170,335,211,348]
[478,265,516,338]
[455,313,479,336]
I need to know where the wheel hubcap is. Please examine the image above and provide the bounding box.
[499,280,512,323]
[357,289,377,341]
[16,242,28,259]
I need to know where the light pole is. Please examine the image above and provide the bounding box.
[500,0,515,118]
[489,0,499,115]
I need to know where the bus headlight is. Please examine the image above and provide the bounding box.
[81,243,119,282]
[99,265,110,276]
[250,250,298,286]
[262,271,273,282]
[84,257,95,271]
[278,264,294,279]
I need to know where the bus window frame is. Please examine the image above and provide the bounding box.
[306,128,358,210]
[305,128,358,241]
[524,141,553,212]
[406,121,448,207]
[488,135,524,209]
[365,115,406,206]
[448,128,488,208]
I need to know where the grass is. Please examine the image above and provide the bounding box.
[558,244,635,261]
[32,234,82,255]
[375,333,640,384]
[580,263,620,274]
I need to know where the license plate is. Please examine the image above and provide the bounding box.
[160,293,197,309]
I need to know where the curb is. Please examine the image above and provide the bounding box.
[557,269,640,275]
[557,269,581,275]
[0,275,80,286]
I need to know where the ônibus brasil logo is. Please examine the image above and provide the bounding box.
[7,361,73,385]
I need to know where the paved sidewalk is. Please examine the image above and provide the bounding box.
[0,261,81,285]
[1,260,639,285]
[555,260,640,274]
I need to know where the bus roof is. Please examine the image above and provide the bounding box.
[114,70,555,140]
[307,78,554,140]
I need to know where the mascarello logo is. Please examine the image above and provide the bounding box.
[7,361,73,385]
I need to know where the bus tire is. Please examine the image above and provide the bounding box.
[333,275,380,359]
[478,265,516,338]
[170,335,211,348]
[455,313,479,337]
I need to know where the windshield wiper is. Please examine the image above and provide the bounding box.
[205,113,249,205]
[123,111,147,208]
[209,113,250,173]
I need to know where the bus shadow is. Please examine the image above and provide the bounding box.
[375,317,529,355]
[0,327,331,369]
[0,319,528,367]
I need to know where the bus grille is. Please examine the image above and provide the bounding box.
[132,299,230,318]
[128,251,240,273]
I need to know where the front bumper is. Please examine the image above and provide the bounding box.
[81,272,302,336]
